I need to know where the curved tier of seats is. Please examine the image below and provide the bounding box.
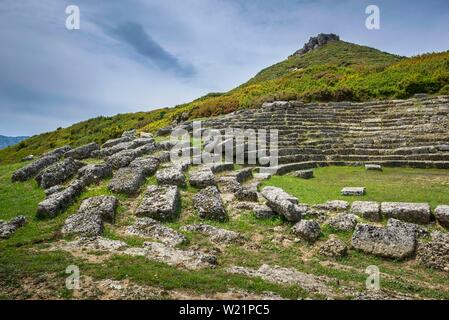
[199,96,449,174]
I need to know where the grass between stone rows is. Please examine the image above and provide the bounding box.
[260,166,449,209]
[1,162,449,299]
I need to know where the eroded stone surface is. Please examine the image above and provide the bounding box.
[62,210,103,236]
[234,186,258,202]
[79,196,118,222]
[129,156,159,175]
[181,224,242,244]
[351,223,416,259]
[156,166,186,186]
[341,187,365,196]
[100,141,134,157]
[12,155,61,182]
[350,201,380,221]
[435,205,449,228]
[108,167,146,194]
[326,213,358,231]
[292,220,321,242]
[193,186,227,221]
[416,231,449,272]
[0,216,27,239]
[227,264,333,296]
[207,162,234,174]
[138,242,217,270]
[127,217,187,246]
[136,185,180,221]
[189,168,216,188]
[44,185,65,196]
[386,218,429,238]
[65,142,99,160]
[292,169,313,179]
[53,236,216,270]
[37,179,85,218]
[78,163,112,185]
[261,186,303,222]
[36,157,84,189]
[253,204,276,219]
[230,168,253,183]
[217,176,241,193]
[315,200,349,212]
[318,235,348,258]
[381,202,430,224]
[62,196,117,236]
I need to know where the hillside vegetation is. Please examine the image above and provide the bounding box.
[1,39,449,163]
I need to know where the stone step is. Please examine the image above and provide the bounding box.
[261,160,449,175]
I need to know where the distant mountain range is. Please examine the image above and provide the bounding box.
[0,135,29,150]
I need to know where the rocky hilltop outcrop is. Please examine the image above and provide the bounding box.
[290,33,340,57]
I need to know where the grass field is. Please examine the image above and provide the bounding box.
[1,163,449,299]
[260,166,449,209]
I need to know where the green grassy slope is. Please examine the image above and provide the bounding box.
[1,39,449,163]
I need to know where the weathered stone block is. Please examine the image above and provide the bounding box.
[351,223,416,259]
[108,167,146,194]
[136,185,180,221]
[127,217,187,246]
[350,201,380,221]
[435,205,449,228]
[37,179,85,218]
[365,164,382,171]
[181,224,241,244]
[78,163,112,185]
[193,186,227,221]
[36,157,84,189]
[291,220,321,243]
[65,142,99,160]
[261,186,303,222]
[189,168,216,188]
[292,169,314,179]
[156,166,186,186]
[341,187,365,196]
[381,202,430,224]
[0,216,27,239]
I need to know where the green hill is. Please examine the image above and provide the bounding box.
[1,37,449,163]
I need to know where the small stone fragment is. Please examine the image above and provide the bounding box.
[292,169,314,179]
[253,204,276,219]
[318,235,348,258]
[341,187,365,196]
[365,164,382,171]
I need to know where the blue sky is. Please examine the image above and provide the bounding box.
[0,0,448,136]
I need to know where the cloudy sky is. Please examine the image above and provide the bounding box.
[1,0,448,136]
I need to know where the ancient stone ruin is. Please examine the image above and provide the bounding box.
[5,95,449,300]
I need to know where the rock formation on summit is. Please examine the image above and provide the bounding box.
[290,33,340,56]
